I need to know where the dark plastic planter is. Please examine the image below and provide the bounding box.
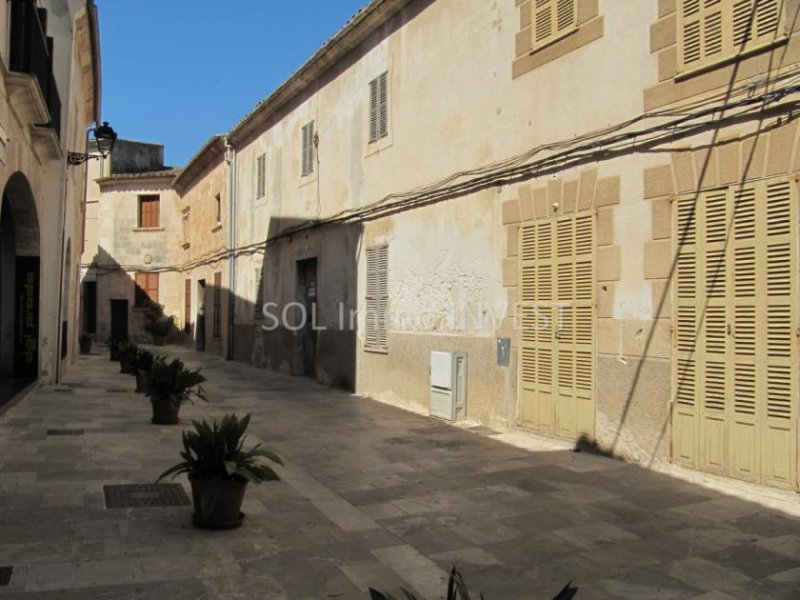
[189,475,247,530]
[151,400,180,425]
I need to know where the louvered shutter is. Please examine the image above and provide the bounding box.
[519,212,594,439]
[139,195,160,228]
[679,0,784,72]
[301,122,314,176]
[256,154,266,199]
[673,178,797,489]
[365,246,388,351]
[135,272,148,307]
[254,268,265,319]
[184,278,192,332]
[531,0,577,51]
[369,78,379,142]
[213,272,222,338]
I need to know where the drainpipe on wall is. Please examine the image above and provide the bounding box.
[224,136,237,361]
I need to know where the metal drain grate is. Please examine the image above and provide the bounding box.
[46,429,84,436]
[104,484,191,508]
[0,566,12,587]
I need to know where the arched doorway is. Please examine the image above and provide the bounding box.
[0,172,40,387]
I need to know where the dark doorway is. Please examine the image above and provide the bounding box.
[184,278,191,334]
[82,281,97,334]
[196,279,206,351]
[297,258,318,377]
[0,172,41,391]
[110,300,129,342]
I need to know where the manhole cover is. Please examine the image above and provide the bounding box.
[0,566,12,587]
[46,429,84,436]
[104,484,191,508]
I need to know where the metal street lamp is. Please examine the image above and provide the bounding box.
[67,121,118,166]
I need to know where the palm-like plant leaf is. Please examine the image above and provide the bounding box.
[156,413,282,486]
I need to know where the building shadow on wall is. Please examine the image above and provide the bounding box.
[230,218,362,392]
[81,246,183,346]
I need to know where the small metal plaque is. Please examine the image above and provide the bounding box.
[46,429,84,436]
[497,337,511,367]
[104,484,190,509]
[0,566,12,587]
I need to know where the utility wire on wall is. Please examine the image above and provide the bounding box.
[82,73,800,278]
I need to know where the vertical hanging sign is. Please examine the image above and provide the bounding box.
[15,256,39,378]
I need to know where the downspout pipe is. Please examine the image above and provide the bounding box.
[224,137,236,361]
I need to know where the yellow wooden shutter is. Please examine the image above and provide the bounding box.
[679,0,784,73]
[673,178,797,490]
[531,0,577,52]
[519,212,594,439]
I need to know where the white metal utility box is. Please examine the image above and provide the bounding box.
[429,351,467,421]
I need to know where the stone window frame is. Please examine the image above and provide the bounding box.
[513,0,603,79]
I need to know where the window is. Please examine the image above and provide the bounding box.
[138,195,160,228]
[213,271,222,338]
[301,121,315,177]
[135,272,159,307]
[531,0,577,52]
[255,154,266,199]
[678,0,783,73]
[365,246,388,352]
[214,193,222,224]
[184,278,192,333]
[369,72,389,143]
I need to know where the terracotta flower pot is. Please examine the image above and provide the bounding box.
[151,399,180,425]
[189,475,247,530]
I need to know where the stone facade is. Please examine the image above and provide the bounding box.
[0,0,102,389]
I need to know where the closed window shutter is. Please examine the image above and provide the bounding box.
[369,78,379,142]
[256,154,266,199]
[679,0,783,72]
[135,272,158,306]
[368,72,389,143]
[139,195,160,228]
[301,122,314,176]
[531,0,576,51]
[365,246,388,351]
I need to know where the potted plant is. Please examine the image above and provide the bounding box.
[157,413,282,529]
[117,341,139,375]
[134,349,155,393]
[143,303,174,346]
[79,333,92,355]
[109,337,121,361]
[143,357,207,424]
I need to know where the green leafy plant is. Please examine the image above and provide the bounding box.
[143,356,207,407]
[118,341,139,374]
[157,413,282,482]
[156,413,282,520]
[135,348,156,372]
[369,568,577,600]
[142,302,174,340]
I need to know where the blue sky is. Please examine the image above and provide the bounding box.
[97,1,369,167]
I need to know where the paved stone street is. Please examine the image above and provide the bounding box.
[0,348,799,599]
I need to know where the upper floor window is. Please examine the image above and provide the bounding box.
[215,193,222,224]
[369,72,389,143]
[138,195,160,228]
[531,0,577,52]
[255,154,266,199]
[678,0,784,73]
[301,121,315,177]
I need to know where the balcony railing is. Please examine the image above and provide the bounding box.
[9,0,61,140]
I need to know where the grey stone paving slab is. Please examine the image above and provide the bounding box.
[0,347,799,598]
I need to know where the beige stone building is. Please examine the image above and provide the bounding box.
[85,0,800,491]
[81,140,183,342]
[0,0,104,401]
